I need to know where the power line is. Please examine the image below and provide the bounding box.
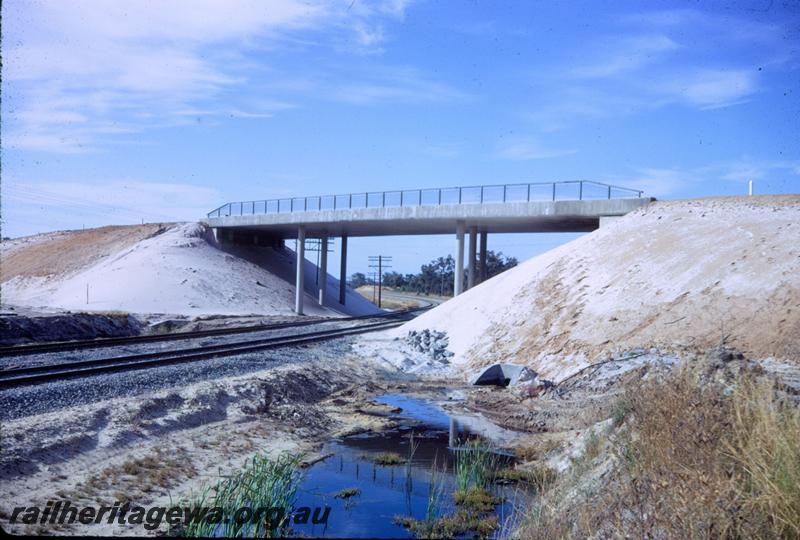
[5,187,176,221]
[3,184,180,222]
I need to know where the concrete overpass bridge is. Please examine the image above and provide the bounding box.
[204,181,652,314]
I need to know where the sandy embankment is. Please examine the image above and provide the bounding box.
[1,222,377,318]
[389,196,800,381]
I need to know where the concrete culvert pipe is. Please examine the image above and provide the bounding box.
[470,363,537,387]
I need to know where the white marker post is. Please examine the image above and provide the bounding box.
[748,180,753,196]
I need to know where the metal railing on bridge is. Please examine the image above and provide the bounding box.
[207,180,644,218]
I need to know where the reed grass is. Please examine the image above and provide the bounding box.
[180,452,304,538]
[453,439,496,493]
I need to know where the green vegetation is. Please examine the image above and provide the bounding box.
[453,440,495,493]
[396,440,502,539]
[372,452,404,465]
[351,251,517,296]
[494,466,557,492]
[394,511,499,539]
[179,452,304,538]
[583,430,601,461]
[333,487,360,499]
[425,458,446,534]
[453,486,500,513]
[393,455,447,539]
[609,396,631,427]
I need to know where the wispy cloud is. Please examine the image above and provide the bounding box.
[619,8,781,44]
[603,159,800,199]
[494,137,577,161]
[720,159,800,184]
[524,8,785,131]
[566,34,679,79]
[330,66,470,105]
[3,0,421,153]
[666,69,757,109]
[610,168,695,198]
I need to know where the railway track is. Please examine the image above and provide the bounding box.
[0,307,427,357]
[0,317,408,389]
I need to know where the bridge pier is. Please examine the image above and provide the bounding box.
[479,231,488,283]
[295,226,306,315]
[468,225,477,289]
[339,236,348,305]
[454,221,465,296]
[318,236,328,306]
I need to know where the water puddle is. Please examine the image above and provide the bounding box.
[290,394,533,538]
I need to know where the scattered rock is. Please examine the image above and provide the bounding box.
[405,329,454,364]
[707,345,745,365]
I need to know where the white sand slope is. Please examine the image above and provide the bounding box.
[1,223,378,317]
[394,196,800,381]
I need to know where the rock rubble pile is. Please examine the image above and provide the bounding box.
[405,329,454,364]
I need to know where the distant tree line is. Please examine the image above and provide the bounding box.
[349,250,517,296]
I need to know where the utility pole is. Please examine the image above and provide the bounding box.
[369,272,377,303]
[304,238,335,286]
[368,255,392,308]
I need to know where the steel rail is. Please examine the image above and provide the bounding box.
[0,319,405,389]
[0,307,427,358]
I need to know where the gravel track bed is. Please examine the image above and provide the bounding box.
[0,319,379,371]
[0,337,355,422]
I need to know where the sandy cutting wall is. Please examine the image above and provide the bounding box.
[397,195,800,380]
[1,223,377,317]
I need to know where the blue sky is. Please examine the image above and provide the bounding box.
[2,0,799,274]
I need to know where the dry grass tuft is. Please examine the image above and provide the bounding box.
[494,466,557,492]
[726,376,800,538]
[517,362,800,539]
[372,452,404,465]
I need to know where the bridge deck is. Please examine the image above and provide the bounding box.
[204,198,651,237]
[204,181,652,238]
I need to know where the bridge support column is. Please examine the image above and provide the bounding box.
[339,236,348,305]
[318,236,328,306]
[295,226,306,315]
[479,232,488,283]
[467,226,477,289]
[454,221,465,296]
